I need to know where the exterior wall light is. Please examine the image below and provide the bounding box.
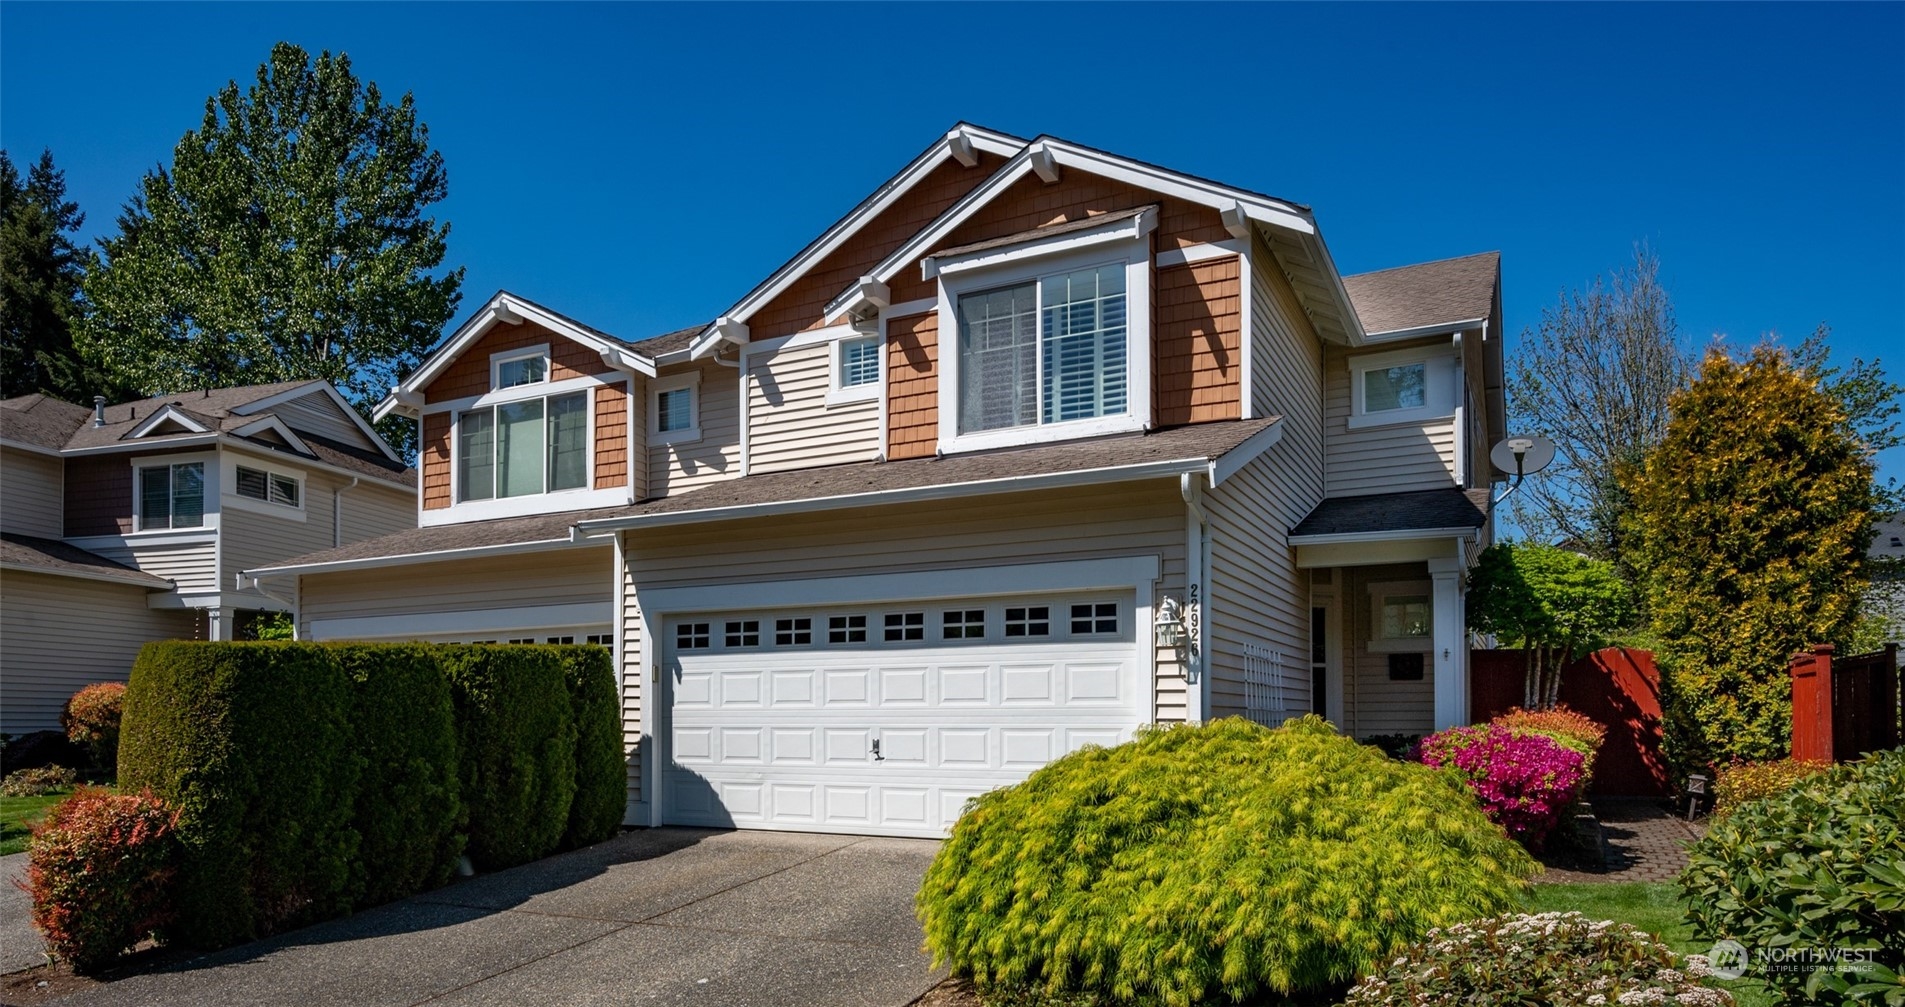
[1154,597,1187,649]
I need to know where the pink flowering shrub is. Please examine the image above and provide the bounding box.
[1416,724,1587,848]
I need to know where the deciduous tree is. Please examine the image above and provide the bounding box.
[1466,541,1632,709]
[1624,345,1877,772]
[81,43,463,456]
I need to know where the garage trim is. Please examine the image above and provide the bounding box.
[310,601,611,640]
[629,554,1161,826]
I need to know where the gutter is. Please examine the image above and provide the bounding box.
[333,477,360,548]
[1288,526,1482,547]
[58,434,414,494]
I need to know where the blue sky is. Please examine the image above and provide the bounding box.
[4,2,1901,480]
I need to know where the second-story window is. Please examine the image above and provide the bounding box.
[234,465,301,507]
[957,263,1127,434]
[457,392,589,501]
[651,373,701,446]
[840,337,880,388]
[493,349,548,389]
[139,462,205,530]
[1363,363,1426,413]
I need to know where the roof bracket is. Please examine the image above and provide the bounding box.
[1220,201,1252,241]
[947,129,979,168]
[491,300,524,326]
[1028,143,1061,184]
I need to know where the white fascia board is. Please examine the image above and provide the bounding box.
[717,126,1027,331]
[1363,318,1489,342]
[574,456,1214,536]
[922,207,1158,282]
[1206,419,1285,487]
[1292,230,1370,346]
[689,317,749,361]
[244,534,586,579]
[402,293,632,397]
[600,347,657,377]
[228,415,312,455]
[126,404,212,438]
[212,435,413,493]
[60,433,220,456]
[373,389,423,422]
[0,561,172,590]
[1287,526,1481,546]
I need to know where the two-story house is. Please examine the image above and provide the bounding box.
[0,380,415,734]
[251,125,1506,838]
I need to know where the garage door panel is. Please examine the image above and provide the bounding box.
[663,591,1141,837]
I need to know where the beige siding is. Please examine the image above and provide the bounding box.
[0,571,199,734]
[299,547,613,630]
[85,538,218,594]
[617,482,1193,812]
[339,483,418,543]
[272,391,379,452]
[2,446,65,537]
[1337,562,1437,738]
[649,364,741,496]
[1323,340,1459,497]
[1205,240,1327,719]
[746,340,879,474]
[220,458,416,608]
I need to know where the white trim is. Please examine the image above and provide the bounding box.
[1364,318,1487,342]
[129,452,219,533]
[420,485,626,527]
[64,530,217,551]
[689,317,749,361]
[919,207,1158,283]
[826,334,882,407]
[0,437,64,457]
[0,561,172,590]
[1206,420,1283,487]
[649,371,702,446]
[708,125,1025,334]
[394,292,649,405]
[742,322,859,357]
[1288,526,1480,546]
[226,415,311,455]
[310,601,613,641]
[421,372,617,416]
[1345,345,1457,431]
[60,434,217,455]
[635,555,1159,619]
[231,380,399,461]
[934,241,1152,456]
[883,297,938,318]
[223,452,308,522]
[447,383,596,509]
[246,534,588,578]
[225,380,327,416]
[1237,241,1256,419]
[577,455,1215,534]
[1155,239,1247,269]
[490,343,551,391]
[125,404,211,439]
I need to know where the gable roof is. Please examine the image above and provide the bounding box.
[0,394,93,452]
[817,133,1365,345]
[1,532,174,588]
[1342,251,1500,337]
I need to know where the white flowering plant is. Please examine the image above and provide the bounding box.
[1341,911,1734,1006]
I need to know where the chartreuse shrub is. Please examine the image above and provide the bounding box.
[440,645,577,870]
[1416,723,1588,849]
[556,645,625,849]
[328,644,463,906]
[1679,748,1905,1004]
[1710,757,1830,820]
[24,788,180,971]
[917,716,1535,1004]
[1341,912,1736,1006]
[119,642,359,948]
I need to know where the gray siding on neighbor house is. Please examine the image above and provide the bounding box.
[0,570,199,733]
[219,451,417,609]
[271,390,380,452]
[298,547,614,637]
[2,446,64,538]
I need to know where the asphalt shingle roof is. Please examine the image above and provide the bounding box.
[1290,488,1492,538]
[0,533,173,588]
[0,394,93,450]
[933,206,1157,259]
[1342,251,1499,336]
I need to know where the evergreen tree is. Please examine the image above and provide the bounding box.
[0,149,98,401]
[81,42,463,456]
[1624,345,1878,772]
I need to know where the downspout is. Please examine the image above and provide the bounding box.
[333,477,360,548]
[1452,331,1467,488]
[1180,472,1211,722]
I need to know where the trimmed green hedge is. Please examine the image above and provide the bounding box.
[331,644,464,907]
[117,640,624,949]
[118,642,359,949]
[557,645,626,850]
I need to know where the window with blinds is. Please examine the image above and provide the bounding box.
[956,262,1128,434]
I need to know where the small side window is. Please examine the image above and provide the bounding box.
[840,337,880,387]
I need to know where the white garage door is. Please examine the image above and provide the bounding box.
[661,592,1142,837]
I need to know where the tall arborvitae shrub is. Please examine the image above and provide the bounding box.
[556,645,625,849]
[1624,346,1877,773]
[329,644,463,906]
[118,642,359,948]
[441,646,577,870]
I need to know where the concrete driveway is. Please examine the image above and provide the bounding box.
[51,828,945,1007]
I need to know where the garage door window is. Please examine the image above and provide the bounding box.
[775,618,812,646]
[677,623,711,650]
[942,609,985,639]
[884,612,925,641]
[725,620,760,647]
[1071,603,1119,635]
[1004,606,1050,637]
[828,615,867,643]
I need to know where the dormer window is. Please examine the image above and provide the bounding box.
[651,373,701,446]
[492,346,550,389]
[827,335,882,406]
[457,391,589,501]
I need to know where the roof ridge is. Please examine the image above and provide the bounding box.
[1343,249,1500,279]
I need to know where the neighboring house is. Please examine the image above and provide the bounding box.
[1869,511,1905,648]
[250,124,1507,838]
[0,381,415,734]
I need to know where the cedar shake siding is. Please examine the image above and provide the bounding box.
[423,321,617,404]
[747,153,1006,341]
[886,311,939,460]
[1153,256,1243,426]
[594,383,629,490]
[888,169,1229,305]
[422,412,452,510]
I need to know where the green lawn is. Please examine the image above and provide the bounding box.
[1528,882,1776,1007]
[0,789,71,856]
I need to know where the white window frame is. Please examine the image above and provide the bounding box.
[1367,580,1434,653]
[451,389,594,503]
[934,238,1152,455]
[491,344,551,390]
[1347,346,1457,430]
[651,371,702,446]
[130,452,219,534]
[222,452,308,522]
[826,333,882,406]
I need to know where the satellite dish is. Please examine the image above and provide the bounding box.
[1490,435,1556,480]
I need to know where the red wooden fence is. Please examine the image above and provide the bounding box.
[1470,646,1670,797]
[1791,644,1901,763]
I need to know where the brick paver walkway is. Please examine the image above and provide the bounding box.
[1536,798,1707,884]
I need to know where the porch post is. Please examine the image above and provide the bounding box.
[206,606,237,642]
[1428,557,1467,730]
